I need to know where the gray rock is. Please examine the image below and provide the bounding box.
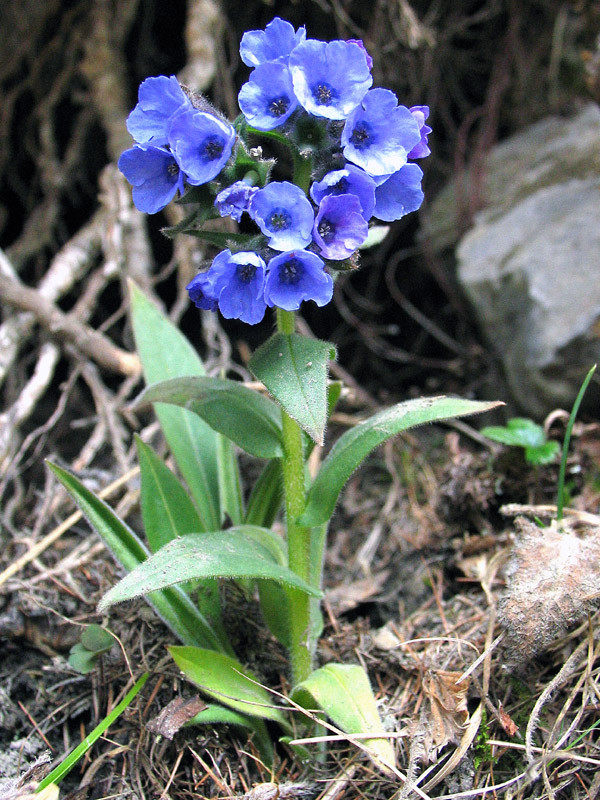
[423,104,600,416]
[423,104,600,252]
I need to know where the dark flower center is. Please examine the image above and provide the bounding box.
[318,218,336,243]
[333,177,349,194]
[313,82,336,106]
[269,96,290,117]
[350,123,371,149]
[167,162,180,177]
[268,207,292,231]
[236,263,257,283]
[202,136,225,161]
[280,257,303,284]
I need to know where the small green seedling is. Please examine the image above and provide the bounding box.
[481,417,560,465]
[68,624,114,675]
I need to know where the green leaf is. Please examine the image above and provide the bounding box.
[244,124,292,149]
[257,582,291,649]
[216,433,244,525]
[244,460,283,528]
[327,381,343,418]
[241,524,292,648]
[80,624,114,653]
[129,282,220,531]
[239,525,287,565]
[135,436,223,615]
[482,418,546,449]
[292,663,395,774]
[68,644,102,675]
[169,646,290,729]
[302,381,344,460]
[249,333,336,444]
[69,625,115,675]
[136,436,205,550]
[138,376,284,459]
[300,397,503,527]
[525,440,560,465]
[47,462,232,654]
[98,527,322,611]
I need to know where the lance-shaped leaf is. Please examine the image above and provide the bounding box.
[47,462,231,654]
[98,527,322,611]
[292,663,395,774]
[135,436,204,552]
[137,376,284,459]
[245,460,284,528]
[136,436,223,619]
[249,333,336,444]
[129,282,220,531]
[170,646,291,729]
[216,433,244,525]
[299,397,503,527]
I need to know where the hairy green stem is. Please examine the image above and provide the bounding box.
[292,152,313,194]
[279,153,317,685]
[277,308,313,685]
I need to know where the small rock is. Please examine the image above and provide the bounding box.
[422,104,600,416]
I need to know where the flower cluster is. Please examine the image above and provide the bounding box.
[118,76,236,214]
[119,18,431,324]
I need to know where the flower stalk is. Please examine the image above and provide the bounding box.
[276,307,314,684]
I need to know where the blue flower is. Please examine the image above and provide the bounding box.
[126,75,190,147]
[310,165,376,220]
[373,163,424,222]
[347,39,373,70]
[118,145,185,214]
[215,181,258,222]
[342,88,421,176]
[408,106,432,159]
[169,109,236,185]
[207,250,267,324]
[186,271,218,311]
[249,181,314,251]
[240,17,306,67]
[264,250,333,311]
[239,63,298,130]
[313,194,368,259]
[288,39,372,120]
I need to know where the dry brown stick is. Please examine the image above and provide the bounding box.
[180,0,221,92]
[0,216,102,386]
[0,269,140,377]
[0,342,61,473]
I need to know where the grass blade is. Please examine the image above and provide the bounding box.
[37,672,149,790]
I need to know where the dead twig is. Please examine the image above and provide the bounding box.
[0,266,140,377]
